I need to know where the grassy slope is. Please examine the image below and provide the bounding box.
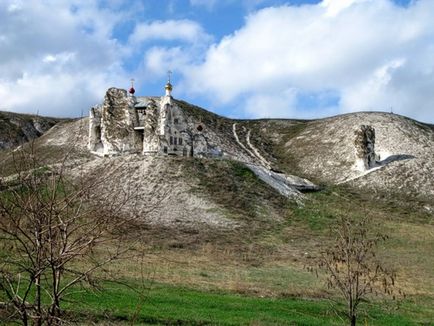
[0,111,433,324]
[62,162,432,325]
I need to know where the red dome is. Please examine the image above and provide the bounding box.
[129,87,135,95]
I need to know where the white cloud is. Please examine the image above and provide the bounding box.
[2,0,433,123]
[183,0,434,122]
[130,20,211,44]
[137,20,212,81]
[144,47,192,77]
[0,0,130,117]
[321,0,369,17]
[0,0,213,118]
[243,89,298,118]
[42,52,76,64]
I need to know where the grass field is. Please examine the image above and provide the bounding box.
[58,281,427,325]
[52,179,431,325]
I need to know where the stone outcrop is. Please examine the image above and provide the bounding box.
[89,88,137,155]
[354,125,376,169]
[101,88,137,154]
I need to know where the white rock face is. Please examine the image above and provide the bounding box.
[88,88,137,156]
[88,88,216,158]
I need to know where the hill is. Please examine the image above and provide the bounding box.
[0,110,68,150]
[1,101,433,230]
[0,98,433,324]
[242,112,434,202]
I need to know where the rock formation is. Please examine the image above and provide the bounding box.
[88,87,216,157]
[354,125,376,170]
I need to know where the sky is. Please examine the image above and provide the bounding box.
[1,0,433,123]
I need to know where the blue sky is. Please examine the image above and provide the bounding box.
[1,0,432,123]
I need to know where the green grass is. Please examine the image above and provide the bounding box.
[63,281,423,325]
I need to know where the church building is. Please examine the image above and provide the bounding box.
[88,75,209,157]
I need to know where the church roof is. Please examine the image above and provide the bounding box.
[134,96,160,108]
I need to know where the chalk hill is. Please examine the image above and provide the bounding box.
[242,112,434,201]
[1,101,433,229]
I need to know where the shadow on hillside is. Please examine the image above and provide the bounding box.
[377,154,415,166]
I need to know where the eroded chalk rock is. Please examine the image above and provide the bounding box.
[101,88,137,154]
[355,125,376,170]
[89,88,138,155]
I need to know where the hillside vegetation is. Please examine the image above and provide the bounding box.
[0,105,433,325]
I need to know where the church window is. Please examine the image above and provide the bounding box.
[170,136,173,145]
[163,146,168,153]
[174,138,177,145]
[183,147,187,156]
[174,118,179,124]
[179,138,183,145]
[197,125,203,132]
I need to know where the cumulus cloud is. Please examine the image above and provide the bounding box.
[144,47,193,76]
[0,0,213,117]
[183,0,434,122]
[2,0,433,123]
[129,20,211,44]
[0,0,129,117]
[137,20,212,81]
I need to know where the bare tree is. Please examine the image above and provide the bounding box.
[0,143,136,325]
[316,215,399,326]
